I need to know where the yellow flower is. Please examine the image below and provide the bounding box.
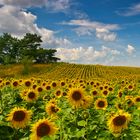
[54,89,62,98]
[30,119,58,140]
[20,90,28,100]
[134,96,140,105]
[7,107,32,129]
[36,86,44,93]
[24,80,32,88]
[67,88,85,108]
[12,80,19,88]
[107,111,131,136]
[25,90,38,102]
[46,103,60,116]
[81,96,93,109]
[95,98,108,110]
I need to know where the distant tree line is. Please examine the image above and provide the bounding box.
[0,33,60,64]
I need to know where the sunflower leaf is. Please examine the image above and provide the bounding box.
[77,120,87,126]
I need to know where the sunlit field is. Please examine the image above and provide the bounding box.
[0,63,140,140]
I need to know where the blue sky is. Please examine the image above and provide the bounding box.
[0,0,140,66]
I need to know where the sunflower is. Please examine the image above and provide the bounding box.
[46,85,51,90]
[7,107,32,129]
[51,82,57,88]
[5,80,10,86]
[99,86,103,90]
[107,111,131,136]
[128,84,135,91]
[24,80,32,88]
[116,103,123,110]
[108,87,113,92]
[20,90,28,100]
[117,91,123,98]
[125,96,134,107]
[42,82,46,87]
[62,91,67,96]
[91,90,98,96]
[90,81,94,85]
[36,86,44,93]
[102,90,109,96]
[46,103,60,116]
[95,98,108,110]
[12,80,19,88]
[81,96,93,109]
[68,88,85,108]
[134,96,140,104]
[30,119,58,140]
[0,78,3,84]
[55,89,62,98]
[60,81,65,87]
[25,90,38,102]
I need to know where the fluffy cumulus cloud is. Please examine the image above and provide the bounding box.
[0,0,71,12]
[126,44,135,54]
[56,46,121,64]
[95,28,117,42]
[117,3,140,16]
[0,5,71,47]
[62,19,119,41]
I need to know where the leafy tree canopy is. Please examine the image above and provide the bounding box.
[0,33,60,64]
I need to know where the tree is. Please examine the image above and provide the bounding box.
[35,48,60,63]
[19,33,42,60]
[0,33,20,64]
[0,33,60,64]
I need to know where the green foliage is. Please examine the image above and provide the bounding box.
[0,33,60,65]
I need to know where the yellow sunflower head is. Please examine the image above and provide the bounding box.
[24,80,32,87]
[12,80,19,88]
[124,96,134,107]
[60,81,65,87]
[36,86,44,93]
[102,90,109,96]
[55,89,62,98]
[20,90,28,100]
[68,88,84,108]
[32,84,37,90]
[95,98,108,110]
[134,96,140,105]
[7,107,32,129]
[5,80,10,86]
[116,103,123,110]
[30,119,58,140]
[51,82,57,88]
[128,84,135,91]
[117,91,123,98]
[45,85,51,90]
[91,90,98,97]
[81,96,93,109]
[46,103,60,116]
[25,90,38,102]
[107,111,131,135]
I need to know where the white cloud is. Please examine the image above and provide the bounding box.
[95,28,117,41]
[117,3,140,16]
[0,5,71,47]
[0,0,44,7]
[56,46,121,64]
[62,19,119,41]
[126,44,135,54]
[0,0,71,13]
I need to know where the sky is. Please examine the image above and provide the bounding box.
[0,0,140,66]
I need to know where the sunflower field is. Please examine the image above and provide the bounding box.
[1,63,140,140]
